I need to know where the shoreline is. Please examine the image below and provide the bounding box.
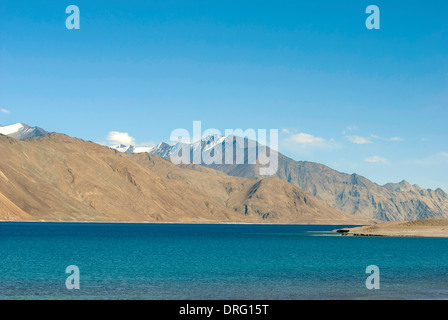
[5,219,448,238]
[0,219,366,226]
[335,218,448,238]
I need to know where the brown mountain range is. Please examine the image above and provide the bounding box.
[201,140,448,221]
[0,133,372,224]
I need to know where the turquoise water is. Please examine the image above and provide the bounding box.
[1,222,448,300]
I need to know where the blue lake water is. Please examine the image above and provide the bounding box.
[0,222,447,300]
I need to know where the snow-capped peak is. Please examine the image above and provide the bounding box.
[110,135,257,162]
[198,134,226,152]
[0,123,47,140]
[110,144,135,154]
[0,123,28,135]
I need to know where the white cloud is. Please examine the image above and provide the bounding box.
[386,137,405,141]
[370,134,404,141]
[281,128,291,134]
[107,131,136,146]
[1,109,10,114]
[364,156,389,164]
[281,131,340,156]
[346,135,372,144]
[438,152,448,158]
[290,132,326,144]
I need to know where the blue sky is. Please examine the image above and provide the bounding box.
[1,1,447,190]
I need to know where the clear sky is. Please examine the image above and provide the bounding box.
[1,1,447,190]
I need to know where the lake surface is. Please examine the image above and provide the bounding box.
[0,222,447,300]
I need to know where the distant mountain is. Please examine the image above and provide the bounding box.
[128,151,372,225]
[109,144,135,154]
[116,135,448,222]
[110,135,227,158]
[3,122,444,222]
[0,123,47,140]
[143,142,172,158]
[0,133,371,224]
[113,135,255,163]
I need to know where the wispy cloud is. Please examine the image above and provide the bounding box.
[386,137,405,141]
[1,109,10,114]
[364,156,389,164]
[371,134,404,141]
[346,135,372,144]
[289,132,326,145]
[346,134,404,144]
[281,130,340,155]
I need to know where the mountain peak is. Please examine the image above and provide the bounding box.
[156,141,171,148]
[399,180,411,186]
[203,134,223,142]
[383,180,419,193]
[0,123,47,140]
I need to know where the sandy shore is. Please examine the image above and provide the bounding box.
[335,218,448,238]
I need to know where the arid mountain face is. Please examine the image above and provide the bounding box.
[107,134,448,221]
[0,133,371,224]
[127,153,372,224]
[0,134,232,223]
[3,131,444,223]
[203,144,448,221]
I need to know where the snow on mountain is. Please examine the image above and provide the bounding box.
[197,134,226,152]
[0,123,48,140]
[110,142,169,155]
[110,135,231,159]
[133,146,155,154]
[145,142,173,158]
[110,144,135,154]
[109,134,265,164]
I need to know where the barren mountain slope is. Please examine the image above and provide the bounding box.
[0,134,237,222]
[0,133,373,224]
[127,153,374,224]
[199,141,448,221]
